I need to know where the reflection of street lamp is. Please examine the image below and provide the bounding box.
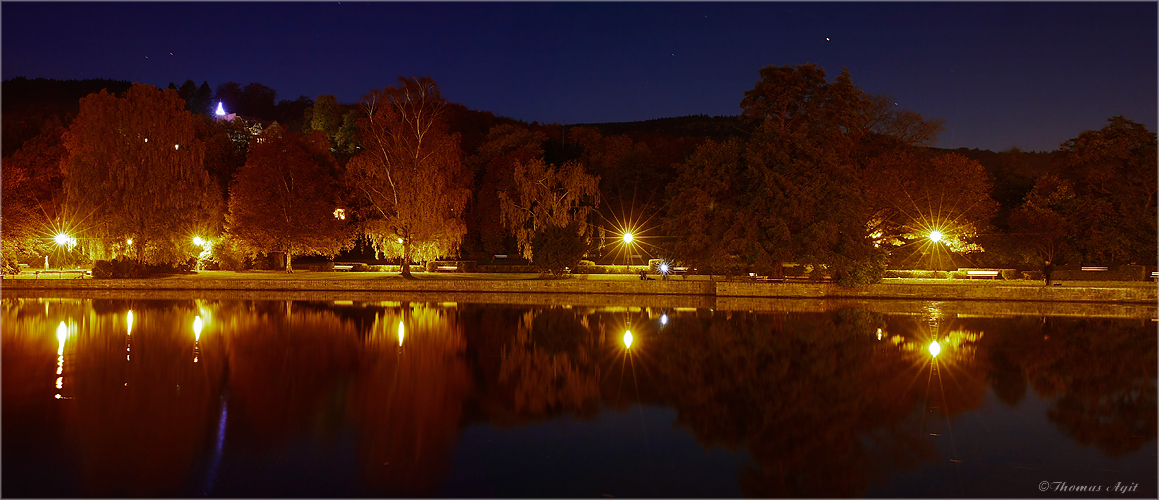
[928,339,941,357]
[623,330,634,349]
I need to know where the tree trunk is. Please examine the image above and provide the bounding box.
[400,242,414,278]
[284,251,293,273]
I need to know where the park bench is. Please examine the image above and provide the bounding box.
[965,270,999,279]
[747,272,784,283]
[1081,266,1108,271]
[35,270,90,279]
[435,265,458,272]
[1150,271,1158,281]
[333,265,353,271]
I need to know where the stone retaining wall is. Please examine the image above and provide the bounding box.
[5,277,1155,304]
[716,282,1156,303]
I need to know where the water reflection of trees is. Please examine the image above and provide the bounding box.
[3,298,228,497]
[636,310,945,497]
[349,302,470,497]
[978,317,1157,458]
[3,299,1155,497]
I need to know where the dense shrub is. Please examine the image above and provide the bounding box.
[531,222,588,276]
[572,264,605,274]
[91,258,192,278]
[1022,271,1044,281]
[2,257,21,275]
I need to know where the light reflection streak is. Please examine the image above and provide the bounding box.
[193,316,203,362]
[55,320,70,399]
[202,393,228,495]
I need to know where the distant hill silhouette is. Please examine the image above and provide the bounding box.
[576,114,752,141]
[2,77,133,156]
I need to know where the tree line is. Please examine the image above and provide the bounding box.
[1,65,1155,283]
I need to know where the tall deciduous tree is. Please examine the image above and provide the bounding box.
[309,94,344,140]
[1,119,67,269]
[1055,116,1157,264]
[61,83,222,265]
[498,158,601,265]
[665,64,947,285]
[228,129,352,272]
[864,151,997,255]
[1008,173,1076,264]
[346,77,471,277]
[465,124,548,257]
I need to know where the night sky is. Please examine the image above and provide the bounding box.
[3,2,1155,152]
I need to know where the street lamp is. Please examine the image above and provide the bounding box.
[928,231,944,243]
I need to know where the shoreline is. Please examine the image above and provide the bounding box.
[4,273,1155,305]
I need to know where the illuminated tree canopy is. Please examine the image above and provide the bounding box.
[227,129,353,272]
[666,64,951,285]
[498,157,601,263]
[346,77,471,277]
[60,83,222,265]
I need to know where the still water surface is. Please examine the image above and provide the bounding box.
[2,295,1155,497]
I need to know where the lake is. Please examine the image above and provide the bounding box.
[2,294,1155,497]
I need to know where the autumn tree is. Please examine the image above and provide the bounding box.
[664,138,746,271]
[227,129,353,272]
[61,83,222,265]
[664,64,946,285]
[864,151,998,265]
[345,77,471,277]
[1007,173,1076,265]
[464,124,548,258]
[1054,116,1157,264]
[308,94,344,140]
[1,119,67,269]
[497,158,601,270]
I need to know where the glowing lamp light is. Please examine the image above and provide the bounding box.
[126,238,133,246]
[928,231,944,242]
[660,314,668,325]
[193,316,204,340]
[623,330,634,349]
[928,340,941,357]
[397,237,404,244]
[54,233,72,246]
[659,263,669,274]
[398,321,405,346]
[622,233,634,244]
[193,236,205,247]
[215,102,226,116]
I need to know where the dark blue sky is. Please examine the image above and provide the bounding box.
[3,2,1155,152]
